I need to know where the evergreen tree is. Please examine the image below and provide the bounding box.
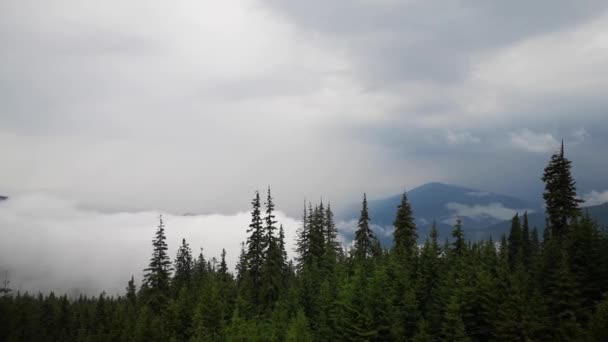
[393,191,417,259]
[542,141,583,238]
[440,296,471,342]
[452,218,466,257]
[354,193,378,261]
[521,211,532,266]
[236,242,247,285]
[245,191,265,307]
[219,248,229,279]
[173,238,194,288]
[286,309,313,342]
[126,276,137,306]
[508,213,523,268]
[142,215,173,313]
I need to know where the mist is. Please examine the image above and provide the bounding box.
[0,193,301,296]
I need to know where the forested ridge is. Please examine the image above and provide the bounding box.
[2,145,608,341]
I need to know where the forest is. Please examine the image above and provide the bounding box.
[1,145,608,341]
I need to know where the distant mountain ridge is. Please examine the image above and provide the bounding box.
[339,182,608,246]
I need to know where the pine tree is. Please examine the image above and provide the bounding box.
[260,188,284,313]
[296,202,311,272]
[508,213,523,268]
[521,211,532,266]
[541,141,583,238]
[440,296,471,342]
[452,218,466,257]
[142,215,173,313]
[354,193,378,261]
[264,187,278,251]
[323,203,340,275]
[173,238,194,288]
[588,297,608,341]
[219,248,229,279]
[286,309,313,342]
[393,191,417,259]
[126,276,137,306]
[245,191,265,307]
[236,242,247,285]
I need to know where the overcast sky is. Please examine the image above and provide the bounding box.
[2,0,608,216]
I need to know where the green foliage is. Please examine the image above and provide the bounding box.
[542,142,583,238]
[4,148,608,341]
[354,193,378,261]
[142,215,173,313]
[393,191,417,258]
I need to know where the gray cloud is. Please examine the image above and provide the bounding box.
[0,0,607,218]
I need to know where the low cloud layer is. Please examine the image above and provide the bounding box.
[445,202,534,221]
[582,190,608,207]
[0,193,300,296]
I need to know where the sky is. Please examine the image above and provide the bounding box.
[1,0,608,293]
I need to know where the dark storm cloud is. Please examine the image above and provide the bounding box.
[265,0,608,85]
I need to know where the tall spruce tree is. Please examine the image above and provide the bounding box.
[142,215,173,312]
[521,211,532,266]
[508,213,523,268]
[541,141,583,237]
[393,191,417,258]
[452,218,466,257]
[173,238,194,288]
[354,193,378,261]
[296,202,310,272]
[245,191,264,307]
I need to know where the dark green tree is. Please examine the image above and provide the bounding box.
[142,215,173,312]
[173,238,194,288]
[354,193,378,261]
[245,191,264,307]
[508,213,523,268]
[541,141,583,238]
[452,218,466,257]
[392,191,417,259]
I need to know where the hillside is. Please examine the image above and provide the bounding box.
[339,182,542,245]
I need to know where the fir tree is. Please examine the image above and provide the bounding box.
[354,193,378,261]
[452,218,466,257]
[126,276,137,306]
[142,215,173,312]
[393,191,417,259]
[521,211,532,266]
[173,238,194,288]
[542,141,583,238]
[245,191,264,307]
[508,213,523,268]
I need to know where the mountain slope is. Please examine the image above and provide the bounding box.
[340,182,542,245]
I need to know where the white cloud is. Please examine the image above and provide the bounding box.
[445,202,533,221]
[582,190,608,206]
[509,129,559,153]
[0,193,300,296]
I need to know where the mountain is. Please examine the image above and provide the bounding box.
[339,182,542,245]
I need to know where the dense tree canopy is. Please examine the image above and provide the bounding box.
[1,149,608,341]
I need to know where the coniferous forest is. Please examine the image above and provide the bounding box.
[2,146,608,341]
